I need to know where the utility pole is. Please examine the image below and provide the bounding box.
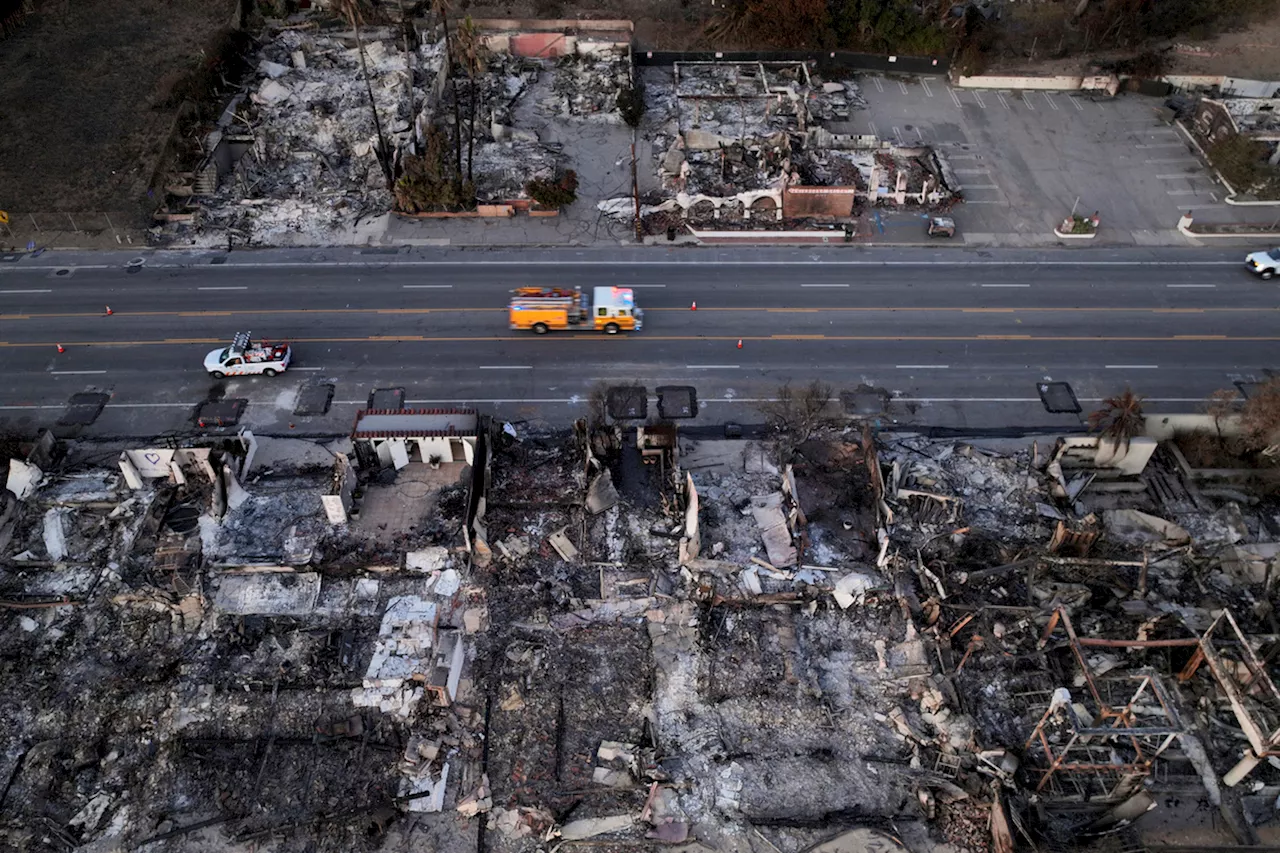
[631,142,642,243]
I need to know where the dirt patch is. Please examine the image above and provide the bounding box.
[0,0,238,222]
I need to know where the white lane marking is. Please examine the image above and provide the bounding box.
[1105,364,1159,369]
[198,286,248,291]
[478,365,532,370]
[1179,204,1228,210]
[686,365,739,369]
[972,91,986,109]
[981,283,1030,287]
[1156,173,1213,180]
[4,259,1247,271]
[896,364,950,369]
[1145,158,1199,164]
[899,80,909,94]
[1167,284,1216,288]
[921,78,933,97]
[801,283,850,287]
[1044,92,1060,111]
[949,87,963,108]
[996,91,1010,110]
[291,366,327,370]
[1135,142,1185,149]
[1,289,53,294]
[962,200,1007,204]
[51,370,107,375]
[873,76,884,92]
[628,284,666,288]
[1166,190,1201,196]
[962,183,1001,189]
[1068,95,1084,111]
[403,284,453,289]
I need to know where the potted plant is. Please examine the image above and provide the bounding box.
[428,454,443,470]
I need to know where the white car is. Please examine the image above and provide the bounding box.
[1245,248,1280,280]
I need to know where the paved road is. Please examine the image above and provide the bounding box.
[0,247,1274,437]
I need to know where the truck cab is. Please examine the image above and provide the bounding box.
[509,286,643,334]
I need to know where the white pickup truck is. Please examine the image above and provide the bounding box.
[204,332,292,378]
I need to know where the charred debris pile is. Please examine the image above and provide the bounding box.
[3,417,1280,852]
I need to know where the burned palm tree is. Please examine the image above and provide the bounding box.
[455,16,484,184]
[431,0,463,177]
[1088,387,1146,455]
[333,0,394,190]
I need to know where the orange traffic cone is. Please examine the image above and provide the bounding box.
[56,343,65,353]
[105,305,113,316]
[691,301,697,311]
[736,339,743,349]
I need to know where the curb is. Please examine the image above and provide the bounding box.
[1053,228,1096,239]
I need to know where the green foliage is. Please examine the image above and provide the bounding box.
[394,126,475,212]
[1208,135,1280,200]
[525,170,579,209]
[617,80,647,128]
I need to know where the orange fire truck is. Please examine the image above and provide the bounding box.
[508,286,643,335]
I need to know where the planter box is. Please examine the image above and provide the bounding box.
[528,208,560,217]
[1053,227,1096,239]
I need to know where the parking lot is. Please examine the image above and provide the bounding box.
[851,75,1241,245]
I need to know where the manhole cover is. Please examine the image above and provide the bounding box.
[163,504,201,535]
[656,386,698,419]
[57,392,110,426]
[52,268,72,277]
[1038,382,1081,414]
[607,386,648,420]
[368,387,405,411]
[295,382,335,416]
[195,398,247,428]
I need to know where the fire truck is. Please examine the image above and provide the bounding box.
[204,332,292,378]
[508,286,643,335]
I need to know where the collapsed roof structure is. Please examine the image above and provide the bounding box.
[5,401,1280,852]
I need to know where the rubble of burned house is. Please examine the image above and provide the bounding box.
[599,61,958,232]
[8,401,1280,853]
[159,25,449,246]
[0,418,487,853]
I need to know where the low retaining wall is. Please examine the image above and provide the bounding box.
[690,228,849,245]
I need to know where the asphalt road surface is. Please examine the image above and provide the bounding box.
[0,247,1275,437]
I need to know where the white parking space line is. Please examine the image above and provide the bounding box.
[873,76,884,92]
[1180,203,1229,209]
[996,91,1010,110]
[1156,173,1213,180]
[915,127,924,142]
[892,126,903,144]
[961,184,1001,190]
[962,200,1007,204]
[1068,95,1085,111]
[1044,92,1060,111]
[1145,158,1199,164]
[1022,93,1036,110]
[1166,190,1202,196]
[869,121,878,137]
[921,78,933,97]
[1134,142,1185,149]
[972,91,986,109]
[629,284,666,288]
[949,87,963,108]
[899,80,909,94]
